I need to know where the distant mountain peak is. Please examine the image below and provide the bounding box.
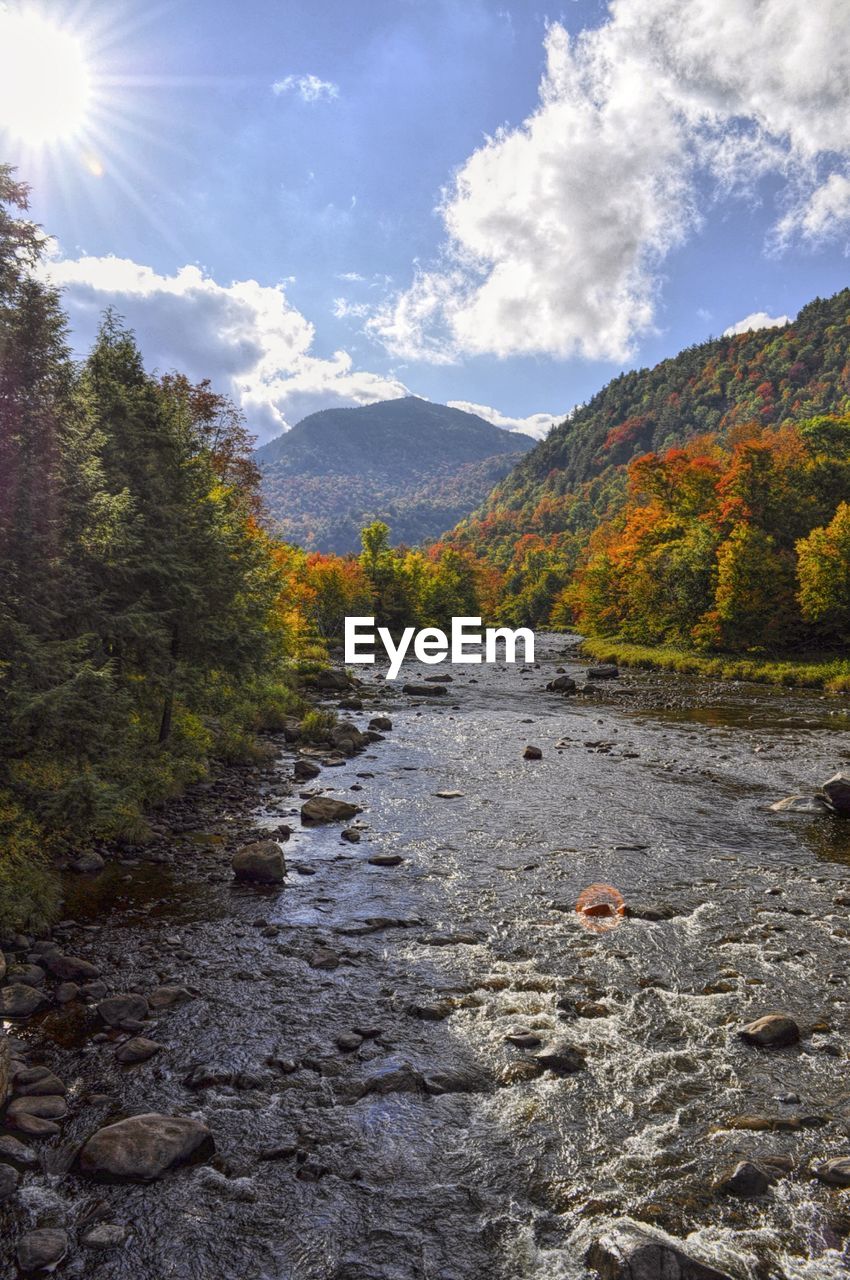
[256,396,535,553]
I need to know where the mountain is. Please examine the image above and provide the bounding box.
[255,396,535,552]
[448,288,850,578]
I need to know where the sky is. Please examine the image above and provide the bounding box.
[2,0,850,443]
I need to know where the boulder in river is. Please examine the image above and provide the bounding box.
[301,796,361,825]
[739,1013,800,1048]
[368,715,392,731]
[716,1160,773,1197]
[0,1135,38,1168]
[232,841,285,884]
[148,985,192,1011]
[96,993,149,1029]
[814,1157,850,1186]
[294,759,321,781]
[16,1228,68,1274]
[534,1041,587,1076]
[822,771,850,814]
[523,745,543,760]
[43,952,100,982]
[14,1065,66,1096]
[82,1223,129,1249]
[8,1095,68,1121]
[586,1220,733,1279]
[770,794,833,813]
[547,675,577,693]
[0,984,47,1020]
[78,1112,214,1182]
[116,1037,162,1064]
[586,665,619,680]
[403,683,447,696]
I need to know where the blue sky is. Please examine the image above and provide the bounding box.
[3,0,850,441]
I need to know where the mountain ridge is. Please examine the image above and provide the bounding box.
[256,396,535,552]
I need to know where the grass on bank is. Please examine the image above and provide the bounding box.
[581,635,850,692]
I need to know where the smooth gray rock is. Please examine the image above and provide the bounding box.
[16,1228,68,1274]
[97,993,149,1028]
[115,1037,162,1064]
[82,1223,129,1249]
[301,796,361,825]
[0,984,47,1019]
[232,840,285,883]
[78,1112,214,1182]
[547,674,577,693]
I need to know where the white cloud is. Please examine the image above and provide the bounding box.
[272,73,339,103]
[723,310,791,337]
[371,1,850,365]
[45,254,408,442]
[775,172,850,245]
[448,400,560,440]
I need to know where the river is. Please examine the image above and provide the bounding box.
[2,634,849,1279]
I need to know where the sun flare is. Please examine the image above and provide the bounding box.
[0,10,91,145]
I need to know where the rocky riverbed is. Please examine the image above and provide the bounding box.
[1,634,849,1279]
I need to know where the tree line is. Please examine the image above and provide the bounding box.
[0,166,492,928]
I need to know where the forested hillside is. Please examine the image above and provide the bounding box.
[256,397,533,552]
[443,291,850,638]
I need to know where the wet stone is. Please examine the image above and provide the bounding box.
[0,984,47,1019]
[116,1037,162,1065]
[0,1163,19,1202]
[82,1223,129,1249]
[16,1229,68,1274]
[814,1157,850,1187]
[0,1135,38,1168]
[739,1013,800,1048]
[97,993,149,1028]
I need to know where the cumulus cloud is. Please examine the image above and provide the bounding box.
[448,400,561,440]
[45,255,408,441]
[723,311,791,337]
[272,73,339,103]
[776,172,850,245]
[370,0,850,364]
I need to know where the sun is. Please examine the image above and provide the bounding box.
[0,10,92,146]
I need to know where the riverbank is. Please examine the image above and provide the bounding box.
[581,635,850,692]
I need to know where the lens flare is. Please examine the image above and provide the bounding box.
[0,11,92,145]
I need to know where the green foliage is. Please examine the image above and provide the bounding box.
[300,709,338,743]
[797,501,850,641]
[0,170,295,928]
[581,636,850,693]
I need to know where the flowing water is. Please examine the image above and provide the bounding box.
[3,634,850,1279]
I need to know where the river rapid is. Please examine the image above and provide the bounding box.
[2,633,849,1280]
